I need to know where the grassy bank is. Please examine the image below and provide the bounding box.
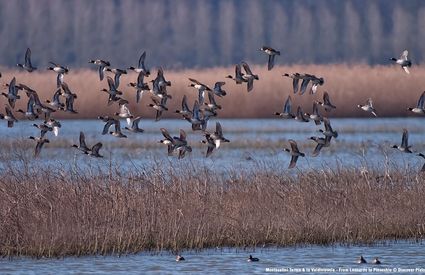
[0,161,424,258]
[1,64,424,119]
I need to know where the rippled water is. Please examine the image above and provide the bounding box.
[1,117,425,172]
[1,241,425,274]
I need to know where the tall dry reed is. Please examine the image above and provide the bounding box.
[0,160,424,258]
[1,64,424,119]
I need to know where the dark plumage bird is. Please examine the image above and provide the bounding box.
[0,105,18,128]
[88,59,110,81]
[128,51,150,76]
[29,136,49,157]
[17,48,37,72]
[259,46,280,70]
[1,77,21,109]
[283,140,305,169]
[392,128,412,153]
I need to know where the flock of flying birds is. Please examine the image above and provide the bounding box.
[0,47,424,169]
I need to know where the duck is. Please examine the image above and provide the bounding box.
[1,77,21,109]
[407,91,425,114]
[201,132,216,157]
[128,71,150,103]
[299,74,315,95]
[160,128,190,158]
[357,255,367,264]
[213,81,227,97]
[304,101,323,125]
[188,78,211,105]
[101,76,123,97]
[282,73,302,94]
[176,255,185,262]
[115,101,133,126]
[45,88,65,110]
[259,46,280,70]
[275,95,295,119]
[310,136,331,157]
[175,131,192,159]
[47,62,69,88]
[283,139,305,169]
[16,48,37,73]
[206,122,230,148]
[148,96,169,121]
[309,75,324,94]
[226,64,245,84]
[317,92,336,112]
[159,128,177,156]
[390,50,412,74]
[319,117,338,138]
[357,98,377,117]
[44,118,61,136]
[28,136,50,157]
[152,67,171,92]
[247,255,259,262]
[0,105,18,128]
[99,116,127,138]
[17,48,37,72]
[175,95,193,119]
[124,116,144,133]
[128,51,150,76]
[85,142,103,158]
[105,68,127,89]
[372,257,381,265]
[295,106,309,123]
[17,95,39,120]
[241,61,259,92]
[33,122,54,138]
[61,83,78,114]
[88,59,110,81]
[72,131,90,153]
[392,128,412,153]
[184,100,206,131]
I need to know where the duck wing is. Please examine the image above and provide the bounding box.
[289,156,298,169]
[138,51,146,68]
[401,128,409,148]
[283,96,292,114]
[79,131,88,150]
[160,128,173,142]
[241,62,253,75]
[267,55,275,71]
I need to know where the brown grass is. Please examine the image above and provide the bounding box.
[1,64,424,119]
[0,160,424,258]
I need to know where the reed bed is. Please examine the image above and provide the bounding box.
[1,64,425,119]
[0,160,424,258]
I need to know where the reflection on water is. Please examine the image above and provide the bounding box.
[1,241,425,274]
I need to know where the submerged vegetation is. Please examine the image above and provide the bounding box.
[0,160,424,258]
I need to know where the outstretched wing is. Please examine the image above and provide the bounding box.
[401,128,409,148]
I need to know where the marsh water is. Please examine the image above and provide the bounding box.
[2,118,425,273]
[1,241,425,274]
[1,117,425,172]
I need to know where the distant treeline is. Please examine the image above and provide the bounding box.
[0,0,424,69]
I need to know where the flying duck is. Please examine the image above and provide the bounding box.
[390,50,412,74]
[283,139,305,169]
[392,128,412,153]
[259,46,280,70]
[17,48,37,72]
